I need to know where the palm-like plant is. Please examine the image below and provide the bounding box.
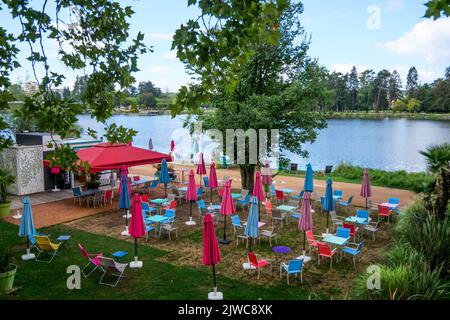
[0,169,15,204]
[419,143,450,220]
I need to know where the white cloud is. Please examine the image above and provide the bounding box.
[377,18,450,64]
[147,66,175,74]
[146,33,174,41]
[330,64,368,74]
[386,0,404,12]
[162,51,177,60]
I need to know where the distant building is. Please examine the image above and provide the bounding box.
[22,81,39,95]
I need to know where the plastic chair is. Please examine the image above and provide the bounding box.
[339,196,353,212]
[342,240,365,267]
[248,252,272,279]
[203,176,210,188]
[378,204,393,223]
[275,190,285,204]
[98,257,127,287]
[356,209,369,224]
[142,202,156,217]
[292,190,305,200]
[236,194,250,211]
[333,190,343,200]
[343,222,358,241]
[263,200,273,218]
[78,244,103,277]
[305,230,319,254]
[280,259,303,285]
[34,236,63,263]
[336,226,351,239]
[72,187,83,205]
[317,242,337,268]
[103,190,113,206]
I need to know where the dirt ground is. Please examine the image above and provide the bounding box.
[63,187,398,298]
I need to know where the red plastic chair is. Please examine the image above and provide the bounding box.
[141,194,149,203]
[343,222,358,241]
[264,200,273,218]
[317,242,337,268]
[378,204,393,223]
[102,190,113,206]
[275,190,285,204]
[248,252,272,279]
[305,230,319,253]
[133,176,140,182]
[163,200,177,211]
[79,243,103,277]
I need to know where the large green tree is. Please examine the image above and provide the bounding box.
[0,0,148,171]
[177,0,327,190]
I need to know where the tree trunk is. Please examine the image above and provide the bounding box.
[240,165,256,191]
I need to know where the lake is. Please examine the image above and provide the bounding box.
[77,114,450,172]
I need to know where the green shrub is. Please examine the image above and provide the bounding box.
[332,162,433,192]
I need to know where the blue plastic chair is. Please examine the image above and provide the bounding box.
[339,195,353,212]
[145,222,156,240]
[333,190,343,200]
[388,197,400,213]
[292,190,305,200]
[164,209,176,223]
[196,187,203,199]
[356,209,369,225]
[231,214,242,228]
[342,240,365,267]
[270,184,276,197]
[336,227,351,239]
[72,187,83,205]
[203,176,210,188]
[197,199,206,209]
[280,259,304,284]
[236,194,250,211]
[142,202,156,216]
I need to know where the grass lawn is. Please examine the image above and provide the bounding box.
[0,220,313,300]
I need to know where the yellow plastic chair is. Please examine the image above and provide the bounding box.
[35,236,62,263]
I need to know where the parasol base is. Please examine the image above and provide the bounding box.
[242,262,256,270]
[185,217,197,226]
[21,249,35,261]
[121,227,130,237]
[129,257,143,269]
[122,214,132,219]
[12,214,22,220]
[296,255,311,263]
[218,239,231,245]
[208,288,223,300]
[51,187,60,192]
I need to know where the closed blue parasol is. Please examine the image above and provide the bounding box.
[244,196,260,251]
[119,167,131,236]
[304,163,314,193]
[19,196,36,260]
[160,158,170,198]
[323,178,334,233]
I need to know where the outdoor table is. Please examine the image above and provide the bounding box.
[146,215,169,234]
[80,189,99,197]
[150,198,169,214]
[380,202,399,210]
[112,251,128,262]
[281,188,294,199]
[207,204,221,212]
[333,195,342,201]
[179,187,187,192]
[231,193,242,200]
[276,205,297,223]
[322,234,349,246]
[243,221,266,229]
[57,235,71,242]
[345,216,368,225]
[272,246,292,267]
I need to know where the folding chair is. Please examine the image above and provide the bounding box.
[98,256,127,287]
[34,235,63,263]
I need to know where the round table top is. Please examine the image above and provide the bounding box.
[272,246,292,254]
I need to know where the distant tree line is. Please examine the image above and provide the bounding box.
[317,66,450,113]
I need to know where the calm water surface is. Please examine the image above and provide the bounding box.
[77,114,450,172]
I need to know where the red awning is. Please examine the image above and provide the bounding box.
[76,142,172,172]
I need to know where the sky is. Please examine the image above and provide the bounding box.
[2,0,449,92]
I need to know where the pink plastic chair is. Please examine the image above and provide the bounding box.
[79,243,103,277]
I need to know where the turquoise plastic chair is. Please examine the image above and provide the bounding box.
[197,199,206,209]
[196,187,203,199]
[339,195,353,212]
[336,226,350,239]
[280,259,304,284]
[164,209,176,223]
[388,197,400,213]
[342,240,365,267]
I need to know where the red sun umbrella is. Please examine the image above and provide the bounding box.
[219,179,235,244]
[186,170,198,225]
[129,194,146,268]
[119,165,131,195]
[360,168,372,209]
[170,139,175,152]
[253,171,265,221]
[208,162,219,203]
[298,192,313,262]
[196,152,207,187]
[203,213,222,299]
